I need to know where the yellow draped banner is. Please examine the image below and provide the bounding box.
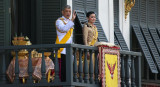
[105,54,118,87]
[96,42,120,87]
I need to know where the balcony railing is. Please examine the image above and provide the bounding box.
[0,44,141,87]
[120,50,141,87]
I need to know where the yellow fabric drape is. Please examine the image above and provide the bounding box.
[105,54,118,87]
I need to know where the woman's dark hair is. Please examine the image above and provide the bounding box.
[86,11,95,18]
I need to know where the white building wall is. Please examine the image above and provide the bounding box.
[99,0,130,49]
[98,0,114,43]
[67,0,73,19]
[119,0,130,50]
[67,0,72,9]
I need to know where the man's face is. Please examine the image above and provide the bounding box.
[62,8,71,19]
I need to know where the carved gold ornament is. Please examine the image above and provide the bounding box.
[125,0,135,19]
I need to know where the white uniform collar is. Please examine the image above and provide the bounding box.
[62,16,70,21]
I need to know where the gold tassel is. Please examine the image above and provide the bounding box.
[22,77,25,83]
[48,69,51,83]
[33,80,36,83]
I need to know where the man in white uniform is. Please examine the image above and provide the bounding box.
[55,5,76,81]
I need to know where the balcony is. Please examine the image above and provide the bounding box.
[0,44,141,87]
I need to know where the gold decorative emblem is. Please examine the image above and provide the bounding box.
[125,0,135,19]
[107,62,116,79]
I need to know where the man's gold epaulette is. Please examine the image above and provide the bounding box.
[58,18,66,25]
[59,18,64,20]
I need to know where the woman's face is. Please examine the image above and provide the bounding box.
[87,14,96,24]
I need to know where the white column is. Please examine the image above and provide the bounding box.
[119,0,130,50]
[108,0,114,43]
[99,0,114,43]
[67,0,72,7]
[67,0,73,19]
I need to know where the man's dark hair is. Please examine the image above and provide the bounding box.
[62,5,71,11]
[86,11,95,18]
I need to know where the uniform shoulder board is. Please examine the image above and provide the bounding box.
[59,18,64,20]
